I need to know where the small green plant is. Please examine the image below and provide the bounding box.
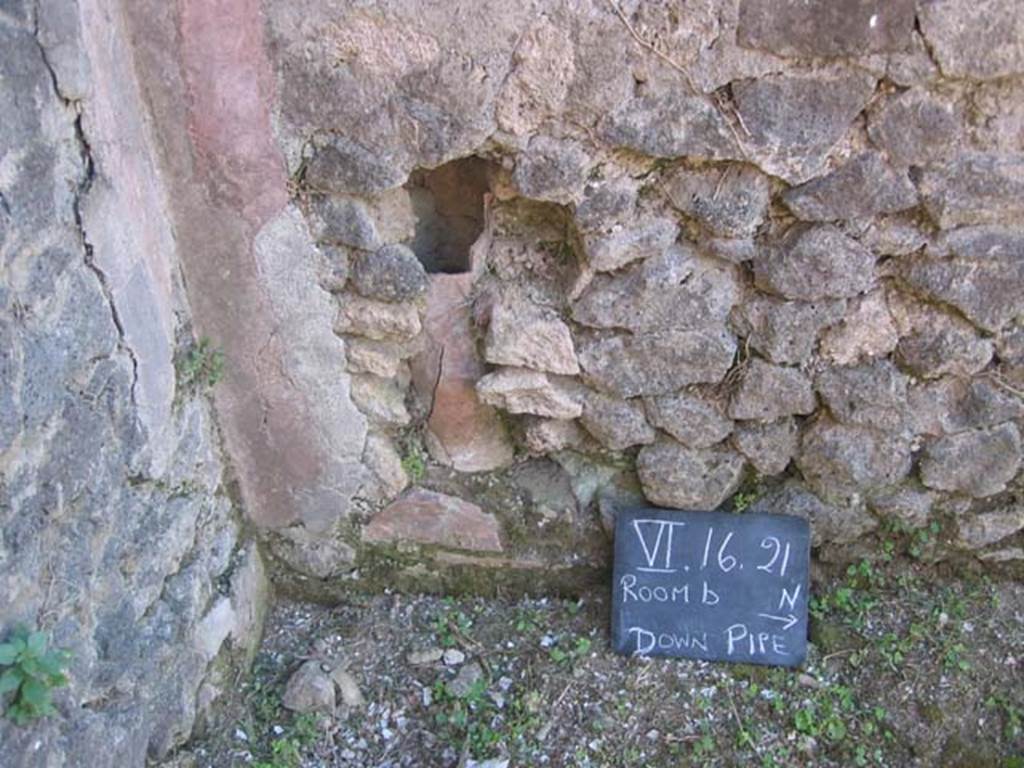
[432,600,473,648]
[252,713,319,768]
[908,521,941,559]
[513,605,543,634]
[0,626,70,725]
[878,631,913,671]
[810,559,884,630]
[241,666,322,768]
[732,490,759,513]
[847,558,885,590]
[504,690,543,752]
[794,703,847,743]
[761,745,793,768]
[431,675,502,759]
[176,336,225,393]
[691,730,716,762]
[400,441,427,483]
[291,713,320,745]
[985,695,1022,741]
[881,518,942,560]
[941,642,971,673]
[793,683,859,745]
[880,537,897,562]
[934,587,968,623]
[254,737,301,768]
[548,635,592,666]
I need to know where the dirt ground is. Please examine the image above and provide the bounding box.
[168,559,1023,768]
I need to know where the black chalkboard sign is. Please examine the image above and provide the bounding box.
[611,507,810,667]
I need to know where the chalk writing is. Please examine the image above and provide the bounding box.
[757,536,791,576]
[628,627,709,655]
[779,584,801,612]
[724,623,789,656]
[612,508,810,668]
[633,518,686,572]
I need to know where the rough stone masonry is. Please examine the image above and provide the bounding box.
[261,0,1024,586]
[1,0,267,764]
[2,0,1024,764]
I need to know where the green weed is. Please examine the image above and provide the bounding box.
[431,675,502,759]
[732,491,759,513]
[986,695,1023,741]
[432,600,474,648]
[176,336,225,393]
[400,441,427,484]
[810,559,884,630]
[548,635,592,666]
[0,626,70,726]
[909,522,942,560]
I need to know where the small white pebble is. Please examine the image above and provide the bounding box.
[443,648,466,666]
[798,673,821,689]
[234,728,249,742]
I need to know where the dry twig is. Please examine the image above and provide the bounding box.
[604,0,699,93]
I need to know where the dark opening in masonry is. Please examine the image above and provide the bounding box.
[406,156,492,274]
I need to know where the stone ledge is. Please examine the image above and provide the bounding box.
[363,488,504,553]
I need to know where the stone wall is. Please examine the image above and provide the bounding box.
[259,0,1024,592]
[0,1,265,764]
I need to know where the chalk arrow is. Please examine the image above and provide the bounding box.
[757,612,799,630]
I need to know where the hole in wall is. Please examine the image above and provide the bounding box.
[405,156,495,274]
